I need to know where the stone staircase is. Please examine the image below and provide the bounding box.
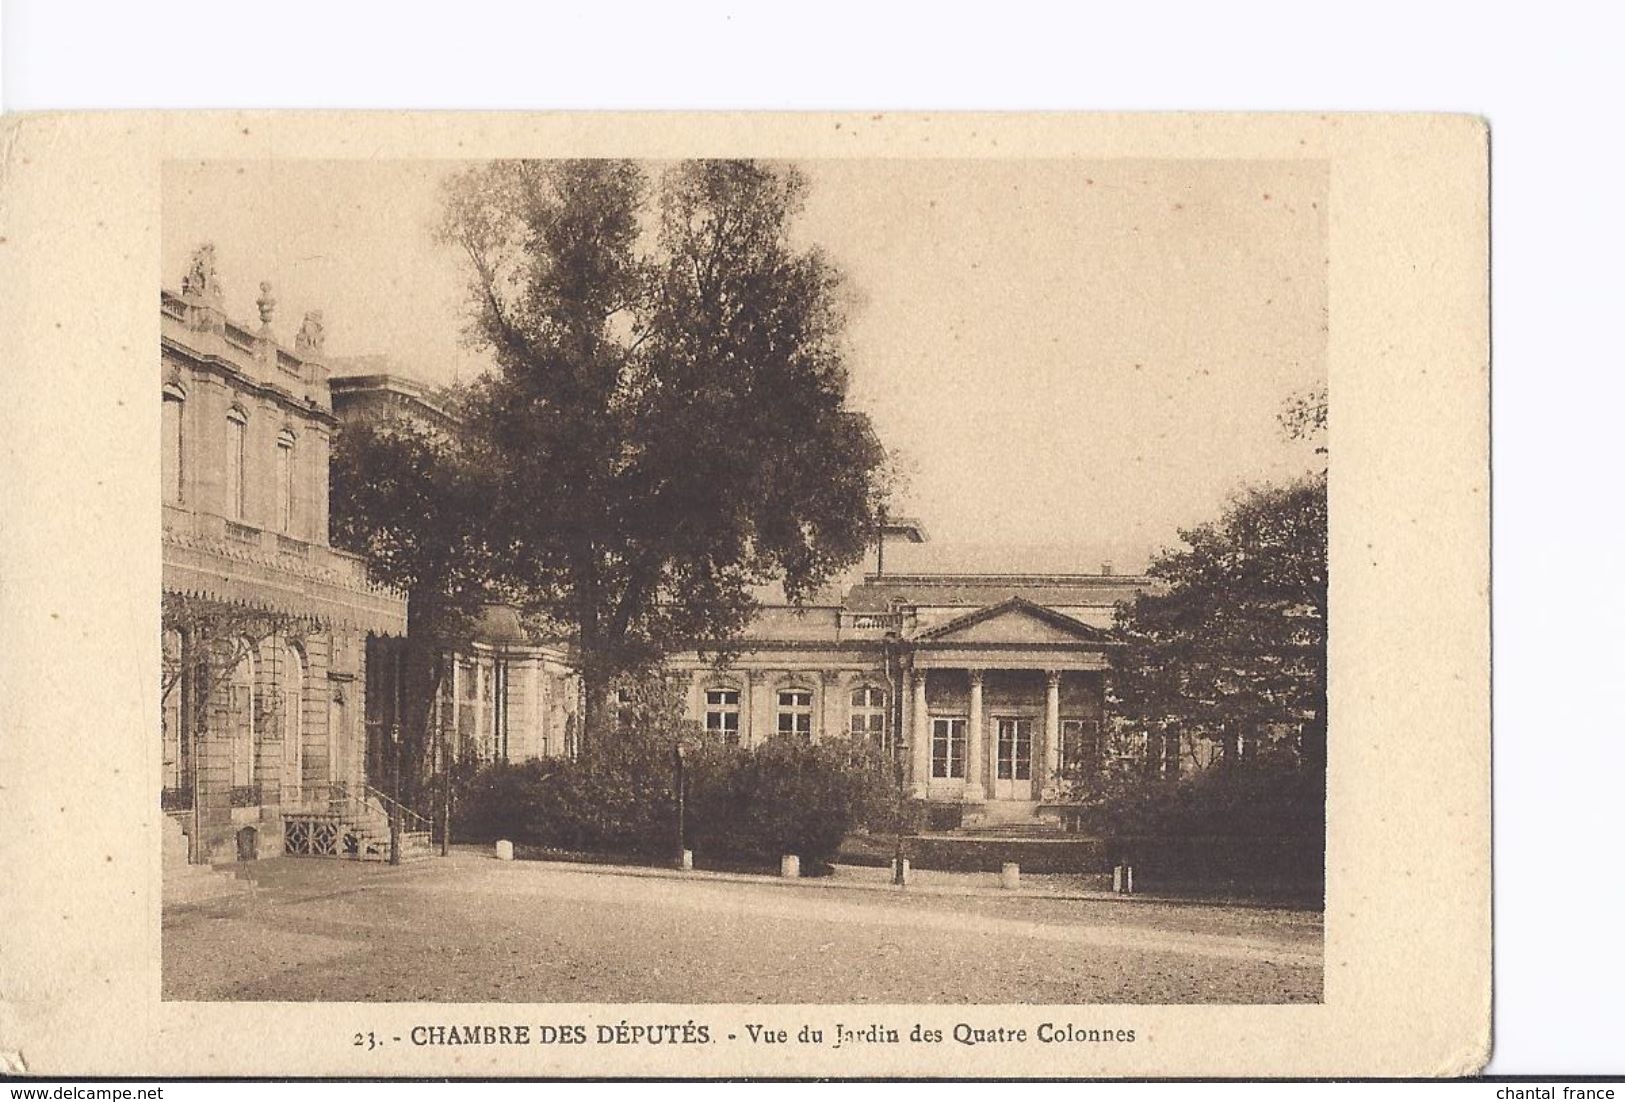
[162,814,256,906]
[958,800,1055,834]
[282,785,435,863]
[340,808,434,863]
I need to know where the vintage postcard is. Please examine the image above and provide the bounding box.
[0,112,1488,1078]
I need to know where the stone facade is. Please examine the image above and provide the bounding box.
[665,572,1153,808]
[160,250,407,864]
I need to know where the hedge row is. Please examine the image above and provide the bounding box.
[452,728,906,873]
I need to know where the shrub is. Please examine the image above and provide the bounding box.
[687,734,894,872]
[450,693,898,873]
[1066,759,1326,842]
[450,758,553,844]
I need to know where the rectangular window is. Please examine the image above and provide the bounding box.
[705,688,741,743]
[225,415,246,520]
[777,689,813,738]
[491,661,508,760]
[162,397,183,504]
[931,717,967,779]
[275,441,294,533]
[479,662,496,758]
[1060,718,1102,774]
[849,685,889,749]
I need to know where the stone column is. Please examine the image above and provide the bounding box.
[1044,670,1062,798]
[741,669,756,748]
[911,669,930,798]
[965,669,986,802]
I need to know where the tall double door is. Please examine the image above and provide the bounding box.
[991,716,1035,800]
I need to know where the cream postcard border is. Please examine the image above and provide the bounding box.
[0,112,1489,1078]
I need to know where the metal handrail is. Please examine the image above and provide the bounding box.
[330,781,431,834]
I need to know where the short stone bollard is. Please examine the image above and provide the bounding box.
[495,839,514,861]
[1000,862,1021,890]
[679,848,694,871]
[780,854,801,879]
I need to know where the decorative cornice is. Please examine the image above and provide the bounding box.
[164,527,396,596]
[162,333,336,427]
[861,572,1154,588]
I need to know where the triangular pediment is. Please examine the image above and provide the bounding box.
[914,597,1110,646]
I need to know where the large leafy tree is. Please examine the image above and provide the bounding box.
[439,159,887,744]
[1111,472,1328,773]
[329,408,493,803]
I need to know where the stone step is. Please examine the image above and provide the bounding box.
[956,825,1068,838]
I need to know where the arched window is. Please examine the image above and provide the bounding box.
[229,644,256,801]
[281,642,305,803]
[275,428,297,534]
[225,408,248,521]
[704,686,741,744]
[849,685,888,749]
[776,687,814,738]
[161,385,186,504]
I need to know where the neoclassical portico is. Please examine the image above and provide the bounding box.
[903,596,1115,804]
[665,581,1141,812]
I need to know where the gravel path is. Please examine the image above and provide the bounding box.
[163,853,1322,1004]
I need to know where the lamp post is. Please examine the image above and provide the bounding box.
[881,630,909,887]
[892,735,909,887]
[673,739,688,869]
[386,724,399,871]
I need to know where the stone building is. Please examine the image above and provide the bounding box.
[664,532,1154,818]
[160,246,407,866]
[306,342,1157,827]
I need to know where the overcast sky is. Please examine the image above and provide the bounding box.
[163,157,1326,574]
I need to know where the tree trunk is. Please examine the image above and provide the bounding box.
[579,664,612,756]
[398,598,446,810]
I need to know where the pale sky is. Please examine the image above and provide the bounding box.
[163,158,1326,574]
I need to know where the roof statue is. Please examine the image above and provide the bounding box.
[180,242,222,299]
[295,309,326,356]
[256,281,277,327]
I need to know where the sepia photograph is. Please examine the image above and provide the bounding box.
[156,155,1327,1005]
[0,109,1489,1079]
